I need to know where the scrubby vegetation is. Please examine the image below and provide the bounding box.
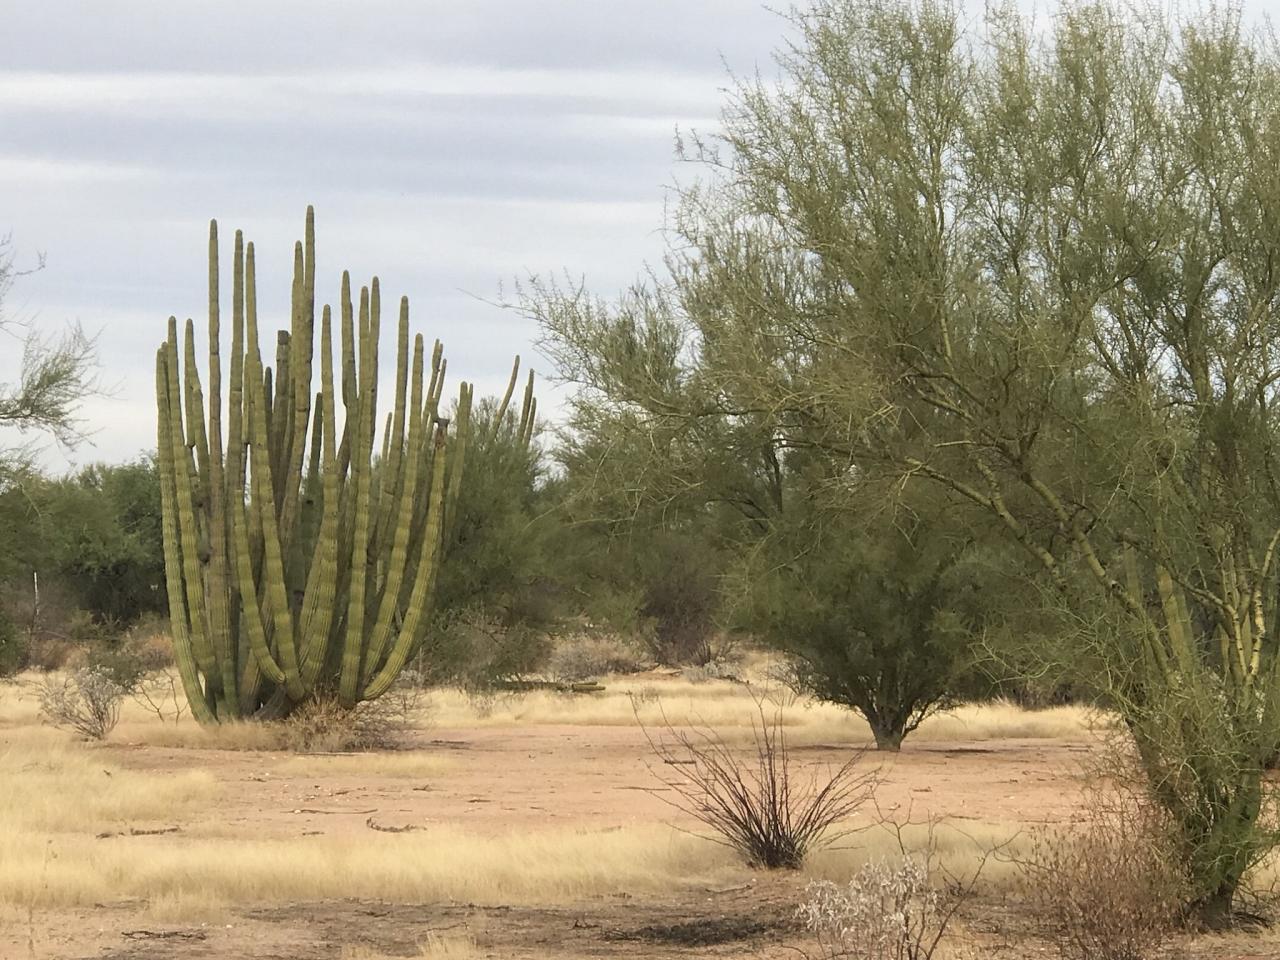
[7,0,1280,955]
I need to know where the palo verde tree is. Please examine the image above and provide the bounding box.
[528,0,1280,920]
[737,474,998,751]
[156,208,532,722]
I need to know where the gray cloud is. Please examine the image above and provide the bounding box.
[1,3,787,468]
[1,0,1271,468]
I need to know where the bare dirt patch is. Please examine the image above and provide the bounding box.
[11,675,1276,959]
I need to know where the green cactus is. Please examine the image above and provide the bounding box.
[155,207,533,720]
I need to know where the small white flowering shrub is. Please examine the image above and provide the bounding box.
[798,857,954,960]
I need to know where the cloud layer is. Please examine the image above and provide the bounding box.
[0,2,784,467]
[2,1,1271,467]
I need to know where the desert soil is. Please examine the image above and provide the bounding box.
[11,715,1280,959]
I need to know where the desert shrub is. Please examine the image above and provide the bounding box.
[1019,787,1187,960]
[640,695,876,868]
[798,812,989,959]
[130,671,188,724]
[545,633,643,683]
[37,666,124,740]
[80,618,175,692]
[680,651,744,685]
[800,859,952,960]
[24,635,77,671]
[277,694,419,752]
[739,497,1001,751]
[85,644,148,691]
[634,530,723,665]
[120,615,175,671]
[415,608,552,690]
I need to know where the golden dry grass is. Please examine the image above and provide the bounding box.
[0,736,214,835]
[807,817,1029,889]
[341,935,485,960]
[0,719,1019,918]
[0,666,1074,926]
[6,667,1102,747]
[428,677,1101,746]
[0,822,745,911]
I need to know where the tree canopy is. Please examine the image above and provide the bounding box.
[530,0,1280,919]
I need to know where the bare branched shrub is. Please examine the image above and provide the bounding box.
[130,672,188,724]
[1019,785,1187,960]
[761,657,805,708]
[639,695,877,868]
[37,667,123,740]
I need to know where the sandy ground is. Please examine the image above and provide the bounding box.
[7,718,1082,959]
[102,723,1094,839]
[8,680,1280,959]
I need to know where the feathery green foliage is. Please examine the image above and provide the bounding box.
[530,0,1280,920]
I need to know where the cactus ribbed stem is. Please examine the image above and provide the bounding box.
[155,207,533,721]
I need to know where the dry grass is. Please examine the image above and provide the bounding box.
[428,678,1101,746]
[1,663,1089,930]
[0,736,214,835]
[807,817,1028,890]
[8,669,1101,748]
[145,889,230,923]
[274,752,450,778]
[1,815,1020,922]
[0,823,746,911]
[341,935,485,960]
[0,722,1020,919]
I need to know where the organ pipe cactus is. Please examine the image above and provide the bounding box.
[155,208,533,721]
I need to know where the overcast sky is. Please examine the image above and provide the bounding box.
[0,1,1272,469]
[0,2,789,468]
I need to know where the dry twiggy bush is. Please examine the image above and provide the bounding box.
[800,859,945,960]
[638,694,877,868]
[278,692,419,752]
[37,666,124,740]
[1019,785,1187,960]
[798,813,989,960]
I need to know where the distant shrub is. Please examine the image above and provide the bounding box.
[122,615,175,671]
[637,542,722,665]
[546,633,643,683]
[417,608,552,691]
[37,666,124,740]
[24,635,75,672]
[680,652,744,685]
[86,644,148,691]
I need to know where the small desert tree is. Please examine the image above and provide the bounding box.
[741,487,993,750]
[423,394,563,687]
[529,0,1280,920]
